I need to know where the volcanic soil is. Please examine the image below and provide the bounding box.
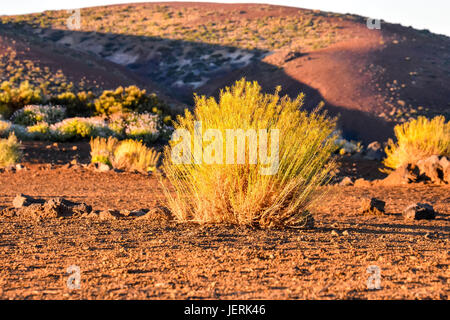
[0,141,448,299]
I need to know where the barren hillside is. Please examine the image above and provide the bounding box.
[1,2,449,141]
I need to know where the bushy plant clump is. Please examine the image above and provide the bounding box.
[0,113,171,142]
[109,112,163,143]
[94,85,167,116]
[112,139,161,173]
[383,115,450,170]
[90,136,119,166]
[49,91,95,117]
[0,133,22,167]
[162,79,337,228]
[49,117,114,141]
[0,81,170,120]
[90,137,160,173]
[0,81,42,118]
[11,105,66,126]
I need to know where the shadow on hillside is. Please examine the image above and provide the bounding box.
[3,22,393,142]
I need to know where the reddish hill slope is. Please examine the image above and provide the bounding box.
[1,2,449,142]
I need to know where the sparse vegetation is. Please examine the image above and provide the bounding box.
[162,79,337,228]
[383,116,450,170]
[11,105,66,126]
[0,133,22,167]
[90,137,161,173]
[90,136,119,166]
[94,86,166,116]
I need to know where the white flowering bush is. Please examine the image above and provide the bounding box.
[49,117,114,141]
[124,113,160,143]
[1,111,172,142]
[109,112,170,142]
[11,105,66,126]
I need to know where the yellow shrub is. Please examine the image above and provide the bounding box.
[90,136,119,165]
[162,79,337,228]
[112,139,161,173]
[383,116,450,170]
[90,137,160,172]
[0,133,22,167]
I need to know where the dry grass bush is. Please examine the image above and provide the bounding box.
[90,137,160,173]
[112,139,161,173]
[90,136,119,166]
[0,133,22,167]
[383,116,450,171]
[162,79,338,228]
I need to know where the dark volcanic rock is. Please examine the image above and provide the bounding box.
[13,196,92,219]
[382,156,450,185]
[416,155,449,184]
[403,203,437,220]
[360,197,386,215]
[12,194,45,208]
[364,141,385,161]
[382,163,425,185]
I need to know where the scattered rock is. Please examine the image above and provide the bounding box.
[354,178,371,187]
[71,202,93,216]
[331,230,339,236]
[129,210,148,217]
[364,141,385,161]
[93,162,111,172]
[12,194,45,208]
[382,163,423,185]
[416,155,449,184]
[15,164,25,171]
[403,203,437,220]
[284,51,304,63]
[382,156,450,185]
[0,207,17,217]
[82,210,99,218]
[302,214,315,229]
[61,163,72,169]
[5,165,16,173]
[138,206,172,222]
[12,196,91,219]
[360,197,386,215]
[99,209,122,220]
[339,177,354,186]
[440,156,450,183]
